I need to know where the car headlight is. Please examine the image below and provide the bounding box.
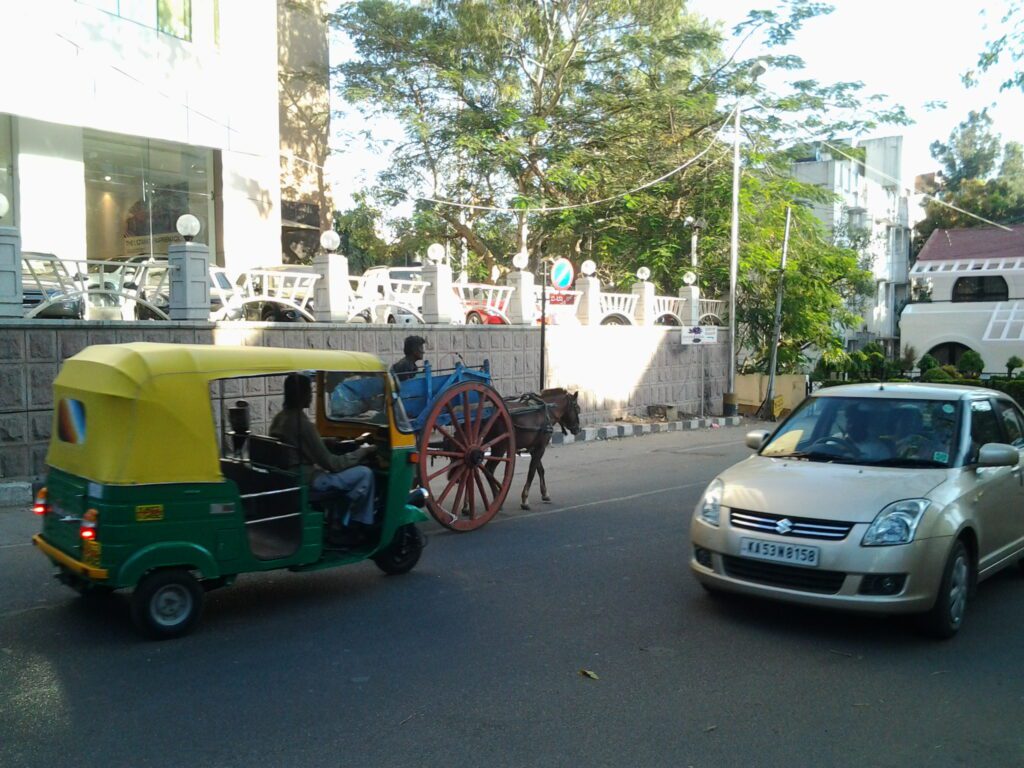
[862,499,930,546]
[697,478,724,526]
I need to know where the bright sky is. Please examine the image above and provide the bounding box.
[689,0,1024,179]
[326,0,1024,215]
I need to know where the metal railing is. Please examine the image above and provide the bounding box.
[347,276,429,323]
[599,292,638,324]
[216,268,320,322]
[699,298,725,323]
[652,296,682,323]
[455,283,514,323]
[22,253,171,320]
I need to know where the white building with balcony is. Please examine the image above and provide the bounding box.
[0,1,293,275]
[791,136,915,355]
[900,224,1024,374]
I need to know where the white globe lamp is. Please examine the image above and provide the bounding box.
[580,259,597,277]
[426,242,445,264]
[636,266,651,281]
[683,271,697,286]
[512,251,529,271]
[175,213,201,242]
[319,229,341,252]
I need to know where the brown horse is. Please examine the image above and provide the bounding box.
[487,388,580,510]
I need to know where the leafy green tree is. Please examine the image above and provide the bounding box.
[929,110,1001,194]
[917,353,939,374]
[334,0,893,364]
[922,366,952,383]
[1007,355,1023,378]
[915,113,1024,247]
[957,350,985,378]
[964,2,1024,93]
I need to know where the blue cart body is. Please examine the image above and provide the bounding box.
[399,360,493,434]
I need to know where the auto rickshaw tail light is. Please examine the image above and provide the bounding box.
[32,487,49,516]
[80,509,99,540]
[409,452,419,464]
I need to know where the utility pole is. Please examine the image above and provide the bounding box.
[761,206,792,421]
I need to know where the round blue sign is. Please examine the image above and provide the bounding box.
[550,258,574,289]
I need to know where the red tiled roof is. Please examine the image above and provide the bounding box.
[917,224,1024,261]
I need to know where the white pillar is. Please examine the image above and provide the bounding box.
[313,252,351,322]
[169,241,211,320]
[575,276,602,325]
[679,285,700,326]
[632,280,656,326]
[0,226,22,317]
[421,262,456,324]
[506,269,536,325]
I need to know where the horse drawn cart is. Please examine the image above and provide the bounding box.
[398,360,517,532]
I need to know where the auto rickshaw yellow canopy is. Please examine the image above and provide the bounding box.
[47,343,386,485]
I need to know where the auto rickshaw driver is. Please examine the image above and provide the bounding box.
[270,372,377,547]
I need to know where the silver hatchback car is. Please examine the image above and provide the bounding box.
[690,383,1024,638]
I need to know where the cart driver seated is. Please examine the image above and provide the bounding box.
[271,373,377,546]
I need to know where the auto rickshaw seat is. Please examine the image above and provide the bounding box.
[248,435,299,472]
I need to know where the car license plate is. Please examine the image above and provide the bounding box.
[739,537,819,567]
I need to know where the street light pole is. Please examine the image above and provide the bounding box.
[725,60,766,417]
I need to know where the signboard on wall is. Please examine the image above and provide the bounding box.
[124,233,178,257]
[680,326,719,345]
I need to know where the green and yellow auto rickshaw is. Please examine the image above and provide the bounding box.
[32,342,428,639]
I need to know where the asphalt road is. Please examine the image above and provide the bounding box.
[2,426,1024,768]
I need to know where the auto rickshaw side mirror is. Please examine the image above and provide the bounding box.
[745,430,770,450]
[977,443,1019,468]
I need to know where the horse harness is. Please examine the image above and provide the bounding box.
[508,393,564,436]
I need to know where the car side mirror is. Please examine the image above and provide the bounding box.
[978,443,1019,468]
[745,430,770,450]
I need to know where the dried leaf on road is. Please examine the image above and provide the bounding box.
[579,669,599,680]
[704,725,718,733]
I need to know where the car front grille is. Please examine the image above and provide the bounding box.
[730,509,854,541]
[723,556,847,594]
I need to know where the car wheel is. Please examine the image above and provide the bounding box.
[372,524,424,575]
[131,569,204,640]
[920,539,971,639]
[467,313,482,324]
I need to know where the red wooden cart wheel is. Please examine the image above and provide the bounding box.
[418,381,516,532]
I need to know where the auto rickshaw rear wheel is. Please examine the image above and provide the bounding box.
[372,524,424,575]
[131,569,204,640]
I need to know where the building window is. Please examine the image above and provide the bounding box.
[0,114,12,227]
[79,0,192,41]
[83,130,215,260]
[952,276,1008,303]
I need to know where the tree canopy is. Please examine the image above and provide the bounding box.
[332,0,905,371]
[915,110,1024,246]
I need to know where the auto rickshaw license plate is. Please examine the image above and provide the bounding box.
[135,504,164,522]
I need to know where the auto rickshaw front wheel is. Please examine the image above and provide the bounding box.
[131,569,205,640]
[372,524,425,575]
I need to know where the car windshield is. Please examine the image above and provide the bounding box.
[760,395,961,468]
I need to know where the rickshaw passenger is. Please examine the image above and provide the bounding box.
[271,373,377,534]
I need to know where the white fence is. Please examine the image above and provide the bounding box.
[17,252,723,328]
